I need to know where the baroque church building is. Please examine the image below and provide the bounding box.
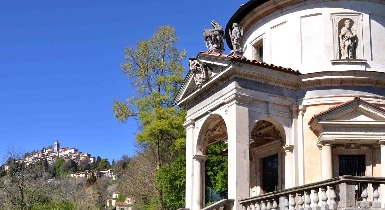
[175,0,385,210]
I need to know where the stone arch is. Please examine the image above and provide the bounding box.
[196,113,228,155]
[249,117,286,144]
[249,117,286,195]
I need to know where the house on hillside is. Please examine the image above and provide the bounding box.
[106,191,134,210]
[176,0,385,209]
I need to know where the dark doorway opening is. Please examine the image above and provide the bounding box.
[339,155,366,200]
[262,154,279,193]
[339,155,365,176]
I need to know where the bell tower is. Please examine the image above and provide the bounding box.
[54,140,60,155]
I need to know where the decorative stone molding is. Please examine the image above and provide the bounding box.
[204,120,227,143]
[189,58,212,87]
[193,154,208,163]
[183,119,195,128]
[283,144,294,152]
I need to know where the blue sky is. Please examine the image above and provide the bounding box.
[0,0,245,163]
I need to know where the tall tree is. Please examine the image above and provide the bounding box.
[113,26,187,209]
[0,151,50,209]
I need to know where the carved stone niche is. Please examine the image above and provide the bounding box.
[331,13,366,64]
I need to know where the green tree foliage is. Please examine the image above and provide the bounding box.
[55,158,66,177]
[61,159,78,174]
[0,151,50,210]
[205,141,228,203]
[113,26,187,210]
[156,155,186,210]
[97,158,111,170]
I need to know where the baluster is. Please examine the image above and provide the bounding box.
[328,186,337,210]
[312,189,320,210]
[289,194,296,210]
[284,196,289,210]
[360,188,369,208]
[297,193,304,210]
[266,200,272,210]
[254,201,260,210]
[320,187,329,210]
[373,184,381,208]
[261,200,267,210]
[304,190,311,210]
[242,202,249,210]
[271,199,278,210]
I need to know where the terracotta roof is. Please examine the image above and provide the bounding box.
[198,52,301,74]
[308,97,385,125]
[116,202,130,206]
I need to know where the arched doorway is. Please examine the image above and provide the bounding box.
[195,114,228,207]
[249,119,285,196]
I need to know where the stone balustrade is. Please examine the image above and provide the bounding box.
[202,199,235,210]
[239,176,385,210]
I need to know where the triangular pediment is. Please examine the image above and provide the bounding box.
[174,55,230,105]
[332,109,383,121]
[309,97,385,132]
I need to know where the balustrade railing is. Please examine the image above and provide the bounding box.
[202,199,235,210]
[239,176,385,210]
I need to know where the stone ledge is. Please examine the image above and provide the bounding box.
[331,59,367,65]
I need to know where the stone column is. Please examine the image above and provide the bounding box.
[192,154,207,210]
[297,105,306,186]
[379,140,385,206]
[226,96,250,210]
[184,119,195,209]
[321,144,333,180]
[284,145,294,189]
[290,105,298,187]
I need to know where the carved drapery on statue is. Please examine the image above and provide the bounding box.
[189,58,212,86]
[203,20,225,54]
[331,14,362,61]
[229,23,243,56]
[339,19,357,59]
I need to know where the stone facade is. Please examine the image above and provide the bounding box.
[177,0,385,210]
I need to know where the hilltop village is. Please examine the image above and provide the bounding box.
[2,140,116,180]
[22,140,95,166]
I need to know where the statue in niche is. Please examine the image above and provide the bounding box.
[229,23,244,56]
[189,58,212,86]
[339,19,357,59]
[203,20,224,54]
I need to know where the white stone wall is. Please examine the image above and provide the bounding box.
[241,0,385,73]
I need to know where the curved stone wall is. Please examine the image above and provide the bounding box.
[239,0,385,74]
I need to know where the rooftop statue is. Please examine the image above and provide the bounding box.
[203,20,225,54]
[229,23,243,56]
[339,19,357,59]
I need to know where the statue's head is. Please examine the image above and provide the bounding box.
[344,19,351,28]
[211,20,218,27]
[232,23,238,28]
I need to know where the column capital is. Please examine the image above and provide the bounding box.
[183,119,195,128]
[283,144,294,152]
[299,105,307,115]
[378,140,385,145]
[223,92,252,106]
[193,154,207,162]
